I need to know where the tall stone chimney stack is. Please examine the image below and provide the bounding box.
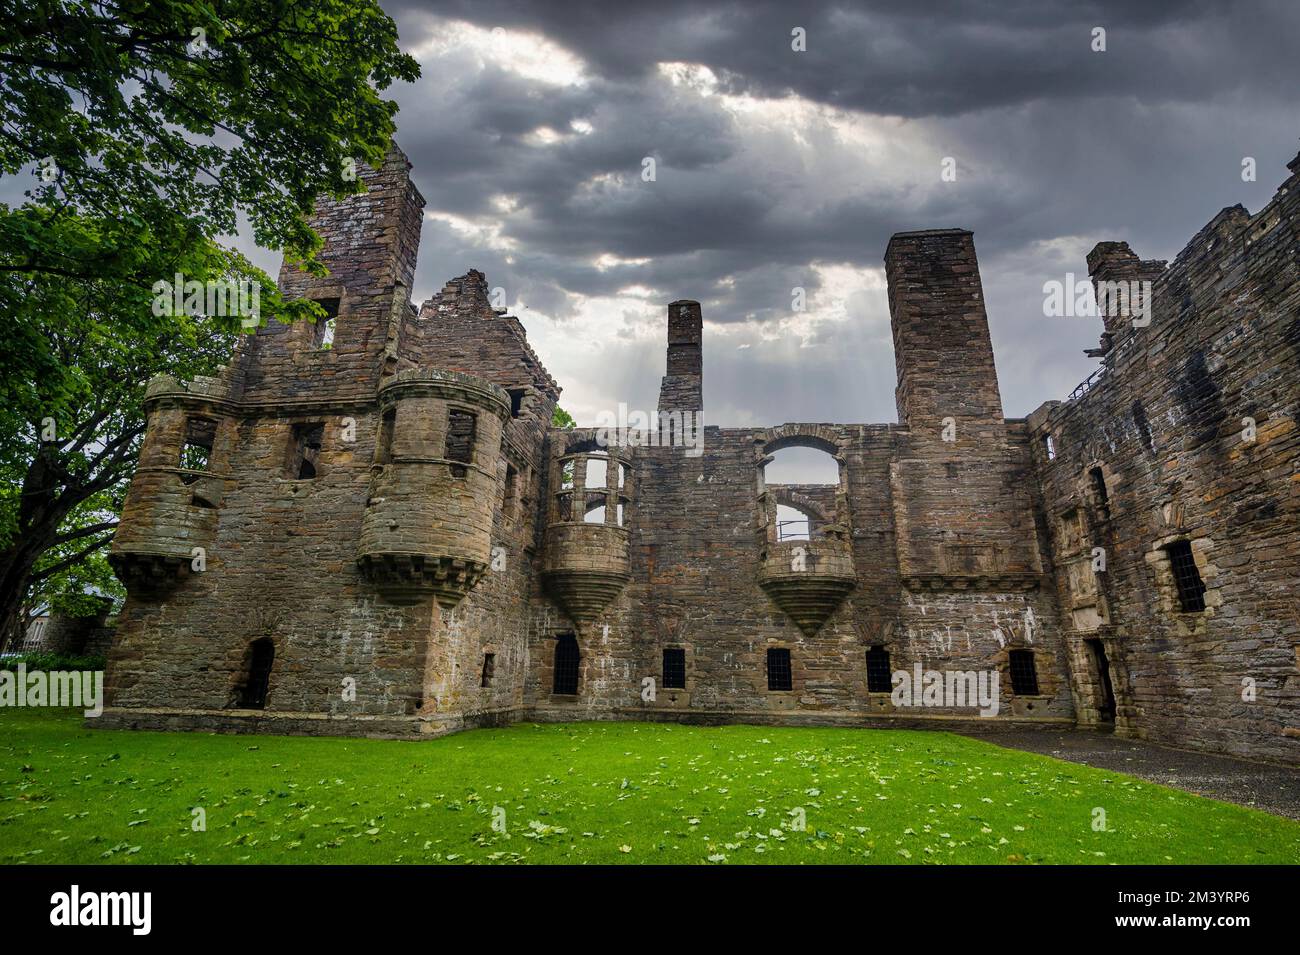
[885,229,1004,445]
[657,299,703,415]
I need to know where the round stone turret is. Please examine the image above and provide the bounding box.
[357,369,509,607]
[110,376,230,593]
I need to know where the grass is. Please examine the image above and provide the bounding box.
[2,707,1297,864]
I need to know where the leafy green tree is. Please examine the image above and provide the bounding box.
[0,224,244,644]
[0,0,419,639]
[1,0,419,283]
[552,406,576,430]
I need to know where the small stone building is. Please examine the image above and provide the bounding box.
[99,146,1300,764]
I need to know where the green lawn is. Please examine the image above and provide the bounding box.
[2,708,1297,864]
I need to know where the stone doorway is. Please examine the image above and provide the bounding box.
[1086,638,1116,724]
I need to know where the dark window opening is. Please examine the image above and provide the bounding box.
[553,633,579,695]
[376,408,396,464]
[556,491,573,522]
[1009,649,1039,696]
[446,409,476,478]
[662,648,686,689]
[866,645,892,693]
[480,652,495,688]
[179,417,217,482]
[767,647,792,691]
[190,493,216,509]
[1089,466,1110,514]
[312,297,340,350]
[507,388,527,418]
[1165,539,1206,612]
[288,422,324,479]
[237,638,275,709]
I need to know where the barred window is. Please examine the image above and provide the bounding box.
[1009,649,1040,696]
[1165,540,1206,612]
[767,648,792,691]
[553,634,579,695]
[662,648,686,689]
[866,646,892,693]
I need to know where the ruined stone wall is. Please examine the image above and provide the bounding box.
[99,138,1296,761]
[102,148,439,735]
[1029,154,1300,763]
[525,416,1071,726]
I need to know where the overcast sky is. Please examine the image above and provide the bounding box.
[28,2,1300,441]
[343,0,1298,433]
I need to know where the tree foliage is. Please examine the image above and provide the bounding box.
[552,406,576,430]
[0,0,419,640]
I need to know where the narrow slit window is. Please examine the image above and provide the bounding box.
[866,646,892,693]
[1165,540,1206,612]
[376,408,396,464]
[662,648,686,690]
[1009,649,1040,696]
[504,465,518,515]
[288,422,324,479]
[445,410,476,478]
[767,648,792,691]
[1043,434,1056,461]
[553,633,579,695]
[480,652,495,688]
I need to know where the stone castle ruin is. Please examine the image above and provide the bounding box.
[99,146,1300,764]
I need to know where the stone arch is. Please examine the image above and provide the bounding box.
[771,486,833,524]
[758,423,844,458]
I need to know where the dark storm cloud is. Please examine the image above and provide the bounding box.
[369,2,1300,423]
[388,0,1299,117]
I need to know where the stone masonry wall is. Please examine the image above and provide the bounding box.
[1028,153,1300,763]
[98,140,1299,763]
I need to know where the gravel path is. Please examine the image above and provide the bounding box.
[955,727,1300,821]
